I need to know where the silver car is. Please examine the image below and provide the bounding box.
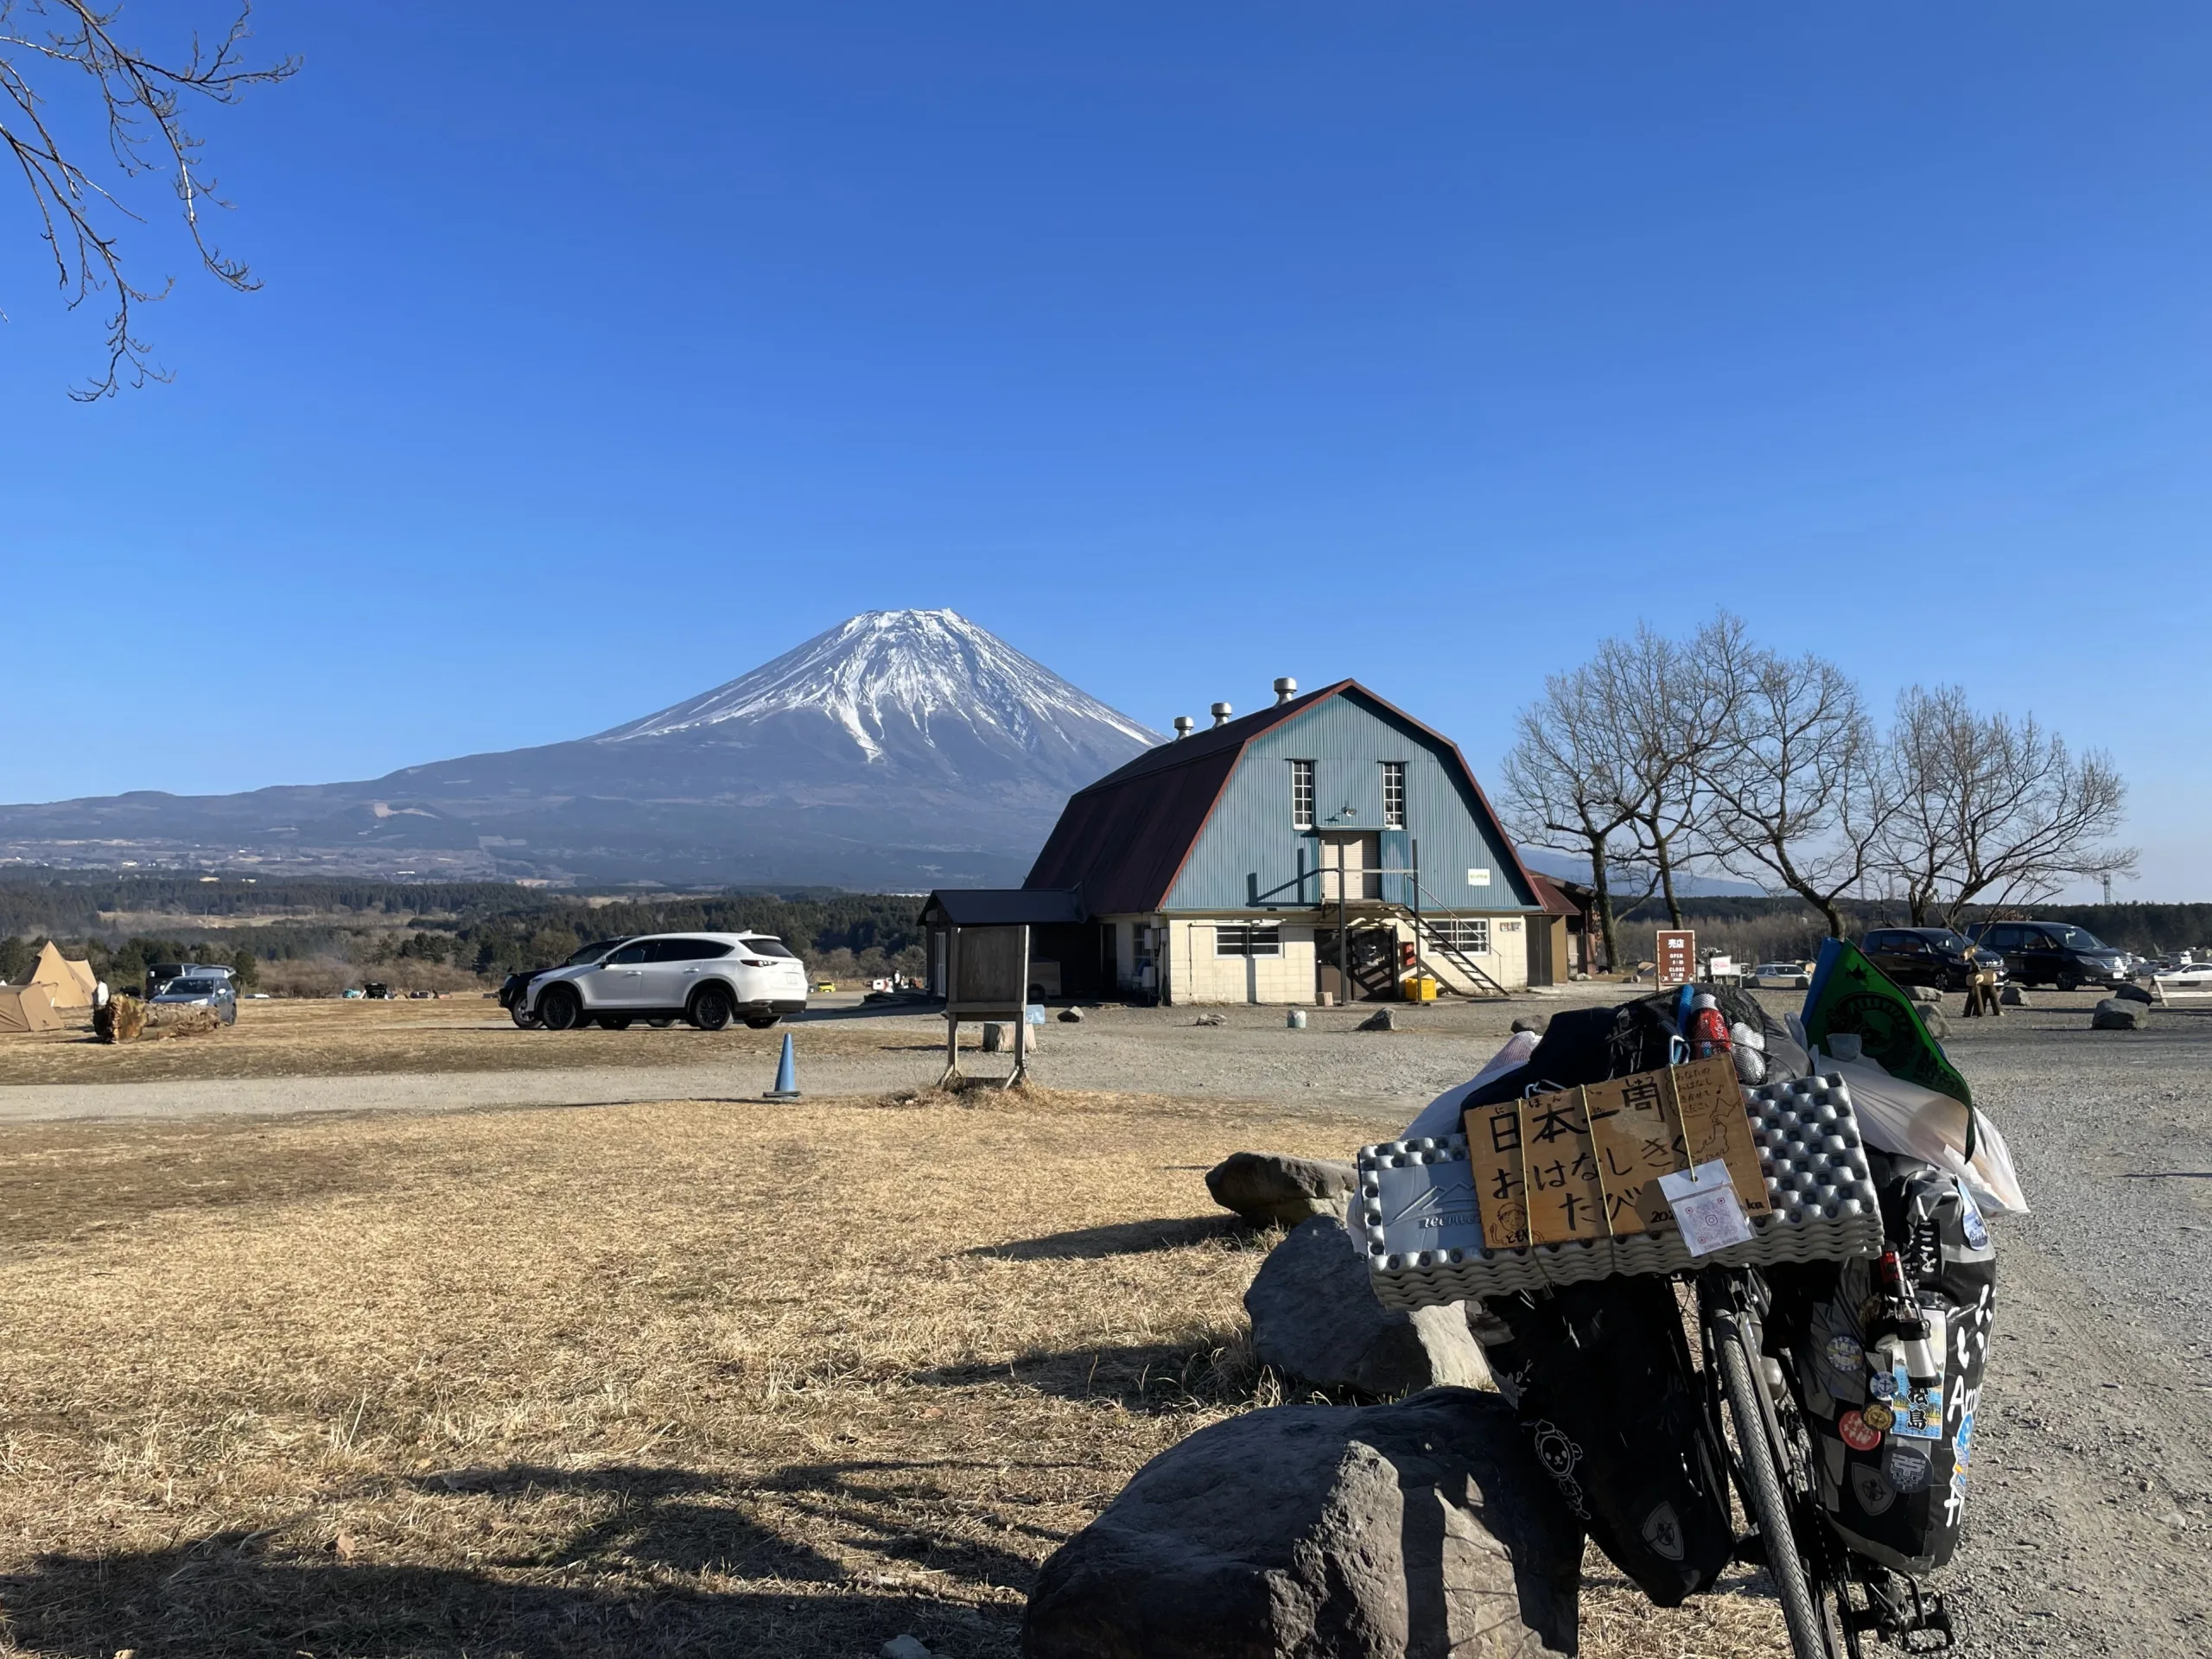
[523,931,810,1032]
[150,971,238,1026]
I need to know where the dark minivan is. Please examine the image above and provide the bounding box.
[1860,927,2005,992]
[1965,921,2132,992]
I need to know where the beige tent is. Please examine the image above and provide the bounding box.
[28,941,96,1010]
[0,982,61,1034]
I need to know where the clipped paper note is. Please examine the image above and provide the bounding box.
[1657,1160,1756,1257]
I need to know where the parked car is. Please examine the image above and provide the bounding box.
[499,938,632,1029]
[149,973,238,1026]
[145,961,235,999]
[1859,928,2006,992]
[1963,920,2132,992]
[522,932,809,1032]
[1750,961,1814,989]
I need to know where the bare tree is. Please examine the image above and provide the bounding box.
[1701,644,1890,939]
[1,0,295,397]
[1878,686,2136,924]
[1593,614,1751,926]
[1498,662,1654,971]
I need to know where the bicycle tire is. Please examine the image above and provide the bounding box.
[1713,1320,1835,1659]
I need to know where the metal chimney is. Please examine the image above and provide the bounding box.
[1211,702,1233,728]
[1274,677,1298,705]
[1173,715,1194,741]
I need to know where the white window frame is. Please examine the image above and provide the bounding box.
[1290,760,1315,830]
[1428,917,1491,955]
[1216,923,1282,958]
[1381,760,1406,830]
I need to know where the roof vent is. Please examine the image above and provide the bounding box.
[1172,715,1195,741]
[1211,702,1233,728]
[1274,677,1298,705]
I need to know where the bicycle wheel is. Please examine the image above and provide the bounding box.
[1713,1314,1837,1659]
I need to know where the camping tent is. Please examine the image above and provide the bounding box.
[0,982,61,1034]
[29,941,95,1010]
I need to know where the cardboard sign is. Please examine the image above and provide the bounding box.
[1584,1069,1688,1236]
[1667,1054,1771,1217]
[1465,1094,1530,1251]
[1518,1085,1608,1246]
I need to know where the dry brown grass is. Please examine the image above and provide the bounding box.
[0,1087,1784,1658]
[0,997,849,1086]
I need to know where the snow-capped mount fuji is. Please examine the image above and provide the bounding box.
[0,611,1163,887]
[598,609,1157,784]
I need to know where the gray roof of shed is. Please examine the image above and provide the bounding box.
[918,888,1088,928]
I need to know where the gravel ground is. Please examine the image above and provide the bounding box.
[4,985,2207,1652]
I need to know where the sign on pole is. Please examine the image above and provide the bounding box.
[1656,928,1696,989]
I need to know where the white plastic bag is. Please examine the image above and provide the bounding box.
[1822,1056,2029,1218]
[1399,1029,1540,1141]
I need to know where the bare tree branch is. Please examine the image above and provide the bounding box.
[0,0,296,397]
[1877,685,2137,925]
[1701,644,1891,939]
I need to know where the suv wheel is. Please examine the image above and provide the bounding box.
[510,1004,542,1030]
[538,984,585,1031]
[688,982,735,1031]
[2057,974,2082,994]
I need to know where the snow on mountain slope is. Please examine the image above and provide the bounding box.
[598,608,1160,764]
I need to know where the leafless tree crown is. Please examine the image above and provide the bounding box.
[1501,616,2135,956]
[0,0,296,397]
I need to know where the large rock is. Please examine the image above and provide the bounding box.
[1247,1217,1491,1396]
[1999,982,2029,1007]
[1023,1389,1580,1659]
[1206,1152,1358,1227]
[1919,1006,1952,1039]
[2114,982,2153,1005]
[1908,984,1944,1007]
[2092,998,2149,1030]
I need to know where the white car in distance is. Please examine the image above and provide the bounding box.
[524,932,809,1032]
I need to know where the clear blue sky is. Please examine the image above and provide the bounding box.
[3,3,2206,897]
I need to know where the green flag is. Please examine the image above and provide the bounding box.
[1800,938,1974,1110]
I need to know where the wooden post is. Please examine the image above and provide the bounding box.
[1007,924,1032,1089]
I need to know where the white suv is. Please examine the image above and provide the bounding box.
[524,932,809,1032]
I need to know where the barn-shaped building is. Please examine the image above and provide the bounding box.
[1021,679,1548,1005]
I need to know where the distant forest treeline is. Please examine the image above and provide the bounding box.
[0,873,931,994]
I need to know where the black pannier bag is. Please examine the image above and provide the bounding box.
[1768,1154,1997,1575]
[1480,1275,1734,1606]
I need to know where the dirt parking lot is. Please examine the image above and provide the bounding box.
[0,988,2204,1656]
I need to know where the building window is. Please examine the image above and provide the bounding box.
[1290,760,1315,830]
[1216,923,1282,957]
[1382,761,1405,829]
[1427,918,1491,955]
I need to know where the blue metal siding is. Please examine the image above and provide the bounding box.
[1163,690,1537,912]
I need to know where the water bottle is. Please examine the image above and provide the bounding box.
[1688,993,1733,1062]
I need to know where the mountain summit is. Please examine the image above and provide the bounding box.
[597,609,1157,783]
[0,611,1160,887]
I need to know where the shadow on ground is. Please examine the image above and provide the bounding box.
[0,1459,1046,1659]
[971,1214,1251,1261]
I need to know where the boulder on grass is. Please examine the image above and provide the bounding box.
[1357,1007,1398,1033]
[1023,1388,1581,1659]
[1206,1152,1358,1227]
[2092,998,2149,1031]
[1919,1007,1952,1039]
[1908,985,1944,1007]
[2114,982,2153,1005]
[2000,982,2029,1007]
[1247,1217,1491,1396]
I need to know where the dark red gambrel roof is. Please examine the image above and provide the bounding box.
[1024,680,1541,915]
